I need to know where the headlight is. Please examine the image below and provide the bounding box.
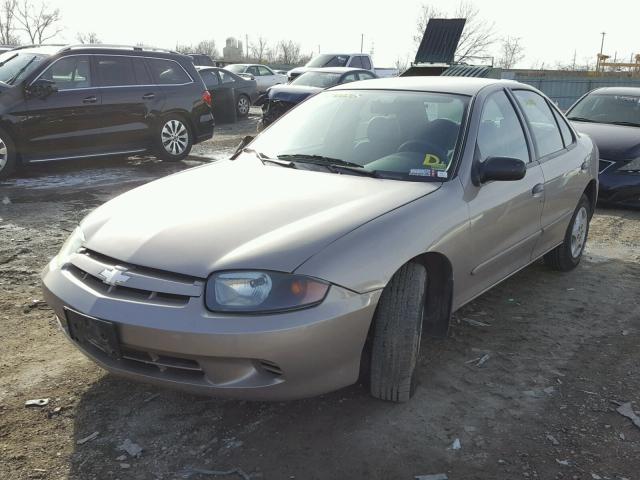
[205,271,330,313]
[51,226,85,269]
[618,157,640,173]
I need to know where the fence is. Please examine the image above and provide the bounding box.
[501,71,640,110]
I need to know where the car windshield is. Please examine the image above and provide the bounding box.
[305,54,349,68]
[0,51,47,85]
[568,93,640,126]
[225,64,246,74]
[249,89,469,181]
[291,72,341,88]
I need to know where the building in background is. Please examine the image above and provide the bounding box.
[223,37,244,62]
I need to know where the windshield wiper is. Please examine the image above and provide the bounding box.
[243,148,297,168]
[608,121,640,128]
[566,116,595,123]
[326,164,382,177]
[7,56,36,85]
[277,154,365,169]
[0,53,17,68]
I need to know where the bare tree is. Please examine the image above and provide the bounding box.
[175,39,218,59]
[249,36,268,63]
[414,1,495,63]
[0,0,19,45]
[496,36,525,69]
[394,55,410,74]
[76,31,100,44]
[15,0,62,44]
[276,40,302,65]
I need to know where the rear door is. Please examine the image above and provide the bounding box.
[463,89,545,300]
[512,90,588,258]
[95,55,163,152]
[23,55,104,161]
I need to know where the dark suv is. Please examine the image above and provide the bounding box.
[0,44,214,179]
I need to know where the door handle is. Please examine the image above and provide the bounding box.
[532,183,545,196]
[82,95,97,104]
[142,93,155,100]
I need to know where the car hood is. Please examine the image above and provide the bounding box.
[572,121,640,161]
[81,155,440,278]
[267,84,322,103]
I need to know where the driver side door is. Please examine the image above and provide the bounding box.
[22,55,104,162]
[460,89,545,303]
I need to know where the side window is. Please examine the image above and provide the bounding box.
[477,91,530,163]
[40,55,92,89]
[258,66,272,76]
[96,56,135,86]
[219,70,235,84]
[349,56,363,68]
[146,58,191,85]
[247,66,260,76]
[200,70,219,89]
[551,108,574,147]
[514,90,564,157]
[341,73,358,84]
[358,72,375,80]
[361,56,372,70]
[132,58,152,85]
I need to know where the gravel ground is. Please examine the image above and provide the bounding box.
[1,113,639,480]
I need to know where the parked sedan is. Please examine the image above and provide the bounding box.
[42,77,597,403]
[257,67,377,129]
[224,64,287,92]
[566,87,640,207]
[197,66,258,121]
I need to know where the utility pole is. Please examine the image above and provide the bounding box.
[360,34,363,53]
[597,31,606,72]
[245,34,249,59]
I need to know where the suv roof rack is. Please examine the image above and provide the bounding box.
[60,44,178,54]
[9,44,66,51]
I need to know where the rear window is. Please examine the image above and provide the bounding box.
[146,58,192,85]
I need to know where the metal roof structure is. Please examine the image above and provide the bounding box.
[442,64,492,77]
[414,18,466,64]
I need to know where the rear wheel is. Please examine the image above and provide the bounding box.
[369,262,426,402]
[236,95,250,118]
[0,128,16,180]
[544,194,591,271]
[155,116,192,161]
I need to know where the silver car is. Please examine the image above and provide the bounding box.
[224,64,287,93]
[42,77,598,402]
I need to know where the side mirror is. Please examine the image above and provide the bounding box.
[26,79,58,99]
[477,157,526,184]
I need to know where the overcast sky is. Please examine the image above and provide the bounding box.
[52,0,639,68]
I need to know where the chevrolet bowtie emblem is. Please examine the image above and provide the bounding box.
[99,265,131,286]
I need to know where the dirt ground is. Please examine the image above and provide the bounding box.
[1,112,639,480]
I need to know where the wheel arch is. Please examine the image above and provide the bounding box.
[583,179,597,218]
[159,109,196,139]
[412,251,454,338]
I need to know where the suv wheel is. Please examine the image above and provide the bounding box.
[156,117,192,161]
[236,95,250,118]
[544,194,591,271]
[369,262,426,402]
[0,128,16,180]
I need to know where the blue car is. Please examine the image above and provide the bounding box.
[256,67,377,130]
[567,87,640,207]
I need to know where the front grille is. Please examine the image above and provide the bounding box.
[66,249,203,306]
[120,346,205,379]
[259,359,283,377]
[599,159,616,174]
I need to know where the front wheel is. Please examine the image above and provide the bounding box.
[369,262,427,402]
[236,95,250,118]
[155,116,192,161]
[544,194,591,271]
[0,128,17,180]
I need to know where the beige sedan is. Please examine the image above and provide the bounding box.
[42,77,598,402]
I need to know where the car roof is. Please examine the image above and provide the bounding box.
[302,67,367,74]
[331,76,524,95]
[590,87,640,96]
[3,45,62,56]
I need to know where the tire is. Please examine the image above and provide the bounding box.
[370,262,427,402]
[155,116,192,161]
[544,194,591,271]
[236,95,250,118]
[0,127,17,180]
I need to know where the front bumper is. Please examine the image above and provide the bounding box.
[599,170,640,207]
[42,261,379,400]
